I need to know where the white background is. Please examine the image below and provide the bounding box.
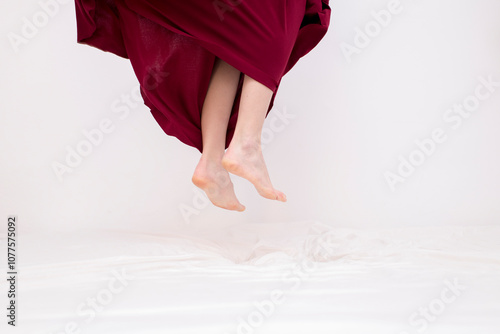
[1,1,500,334]
[1,0,500,236]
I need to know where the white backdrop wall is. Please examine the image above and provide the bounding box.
[1,0,500,235]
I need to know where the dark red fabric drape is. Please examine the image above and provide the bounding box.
[74,0,331,152]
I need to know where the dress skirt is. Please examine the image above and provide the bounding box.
[74,0,331,152]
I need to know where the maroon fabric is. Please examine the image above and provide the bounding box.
[74,0,331,152]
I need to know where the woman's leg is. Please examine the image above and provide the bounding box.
[192,57,245,211]
[222,75,287,202]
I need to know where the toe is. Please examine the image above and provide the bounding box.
[257,186,280,200]
[277,191,287,202]
[227,202,245,211]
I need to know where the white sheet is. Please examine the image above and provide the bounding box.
[2,221,500,334]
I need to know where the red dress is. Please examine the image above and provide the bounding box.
[74,0,331,152]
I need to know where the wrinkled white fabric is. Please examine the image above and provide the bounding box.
[2,221,499,333]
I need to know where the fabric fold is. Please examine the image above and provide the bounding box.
[74,0,331,152]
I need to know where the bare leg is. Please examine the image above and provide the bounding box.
[192,58,245,211]
[222,75,287,202]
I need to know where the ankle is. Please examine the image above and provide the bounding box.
[200,150,224,163]
[230,134,261,151]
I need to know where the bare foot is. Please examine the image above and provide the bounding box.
[222,139,287,202]
[192,157,245,211]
